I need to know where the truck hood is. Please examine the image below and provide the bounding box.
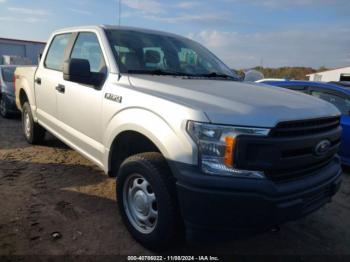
[128,75,340,128]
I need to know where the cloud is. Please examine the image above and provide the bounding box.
[227,0,350,9]
[121,0,230,25]
[0,0,6,3]
[67,8,92,15]
[144,13,231,24]
[0,16,46,23]
[5,7,50,23]
[8,7,50,16]
[188,28,350,69]
[176,1,200,9]
[122,0,164,14]
[245,0,332,7]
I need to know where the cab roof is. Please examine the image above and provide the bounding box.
[52,25,186,40]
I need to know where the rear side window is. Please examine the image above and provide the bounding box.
[44,33,71,71]
[70,32,106,73]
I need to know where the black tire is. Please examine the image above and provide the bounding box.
[117,152,183,251]
[22,102,45,144]
[0,95,10,118]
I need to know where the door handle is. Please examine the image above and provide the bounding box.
[35,77,41,85]
[55,84,65,93]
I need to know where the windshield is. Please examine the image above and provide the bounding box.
[1,67,15,82]
[105,29,239,80]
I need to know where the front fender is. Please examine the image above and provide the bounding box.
[103,108,198,173]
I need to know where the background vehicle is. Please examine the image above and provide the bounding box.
[15,25,342,250]
[331,81,350,88]
[255,78,287,83]
[260,80,350,166]
[0,65,20,118]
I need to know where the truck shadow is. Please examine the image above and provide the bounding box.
[44,133,70,150]
[0,116,69,150]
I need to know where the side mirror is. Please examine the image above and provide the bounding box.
[63,58,93,85]
[244,70,264,82]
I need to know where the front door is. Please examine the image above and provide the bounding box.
[56,32,107,164]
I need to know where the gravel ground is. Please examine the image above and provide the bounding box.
[0,116,350,258]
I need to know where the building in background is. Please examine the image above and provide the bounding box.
[0,37,45,65]
[307,66,350,82]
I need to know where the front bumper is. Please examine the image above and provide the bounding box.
[172,157,342,240]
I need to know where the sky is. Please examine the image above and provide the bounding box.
[0,0,349,69]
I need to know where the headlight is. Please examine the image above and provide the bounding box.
[187,121,270,179]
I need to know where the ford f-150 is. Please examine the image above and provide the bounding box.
[15,25,342,250]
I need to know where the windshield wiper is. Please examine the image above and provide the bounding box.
[126,69,239,80]
[197,72,239,80]
[126,69,184,76]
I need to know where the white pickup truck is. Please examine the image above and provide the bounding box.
[15,25,342,250]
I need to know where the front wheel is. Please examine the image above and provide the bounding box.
[117,152,183,251]
[22,102,45,144]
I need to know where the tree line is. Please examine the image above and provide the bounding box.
[238,66,329,80]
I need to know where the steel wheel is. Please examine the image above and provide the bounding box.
[117,153,183,250]
[23,110,31,139]
[21,102,45,144]
[123,173,158,234]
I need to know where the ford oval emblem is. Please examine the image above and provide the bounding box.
[314,140,331,156]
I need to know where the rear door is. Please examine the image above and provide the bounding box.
[309,88,350,162]
[35,33,72,130]
[56,31,107,164]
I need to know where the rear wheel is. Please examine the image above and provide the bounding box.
[117,152,183,251]
[22,102,45,144]
[0,95,10,118]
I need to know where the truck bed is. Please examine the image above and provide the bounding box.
[14,66,37,112]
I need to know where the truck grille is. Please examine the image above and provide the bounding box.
[235,117,342,183]
[270,116,340,137]
[264,156,334,182]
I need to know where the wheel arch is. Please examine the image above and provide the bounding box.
[104,108,196,176]
[107,130,163,177]
[19,88,29,108]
